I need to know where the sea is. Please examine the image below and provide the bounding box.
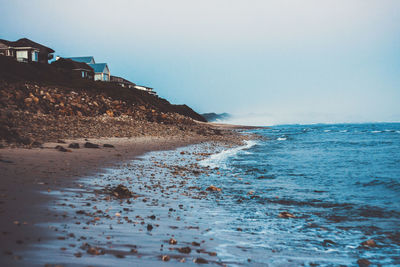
[198,123,400,266]
[26,123,400,266]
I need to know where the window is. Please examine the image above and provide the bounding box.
[31,51,38,62]
[82,71,85,78]
[16,50,28,62]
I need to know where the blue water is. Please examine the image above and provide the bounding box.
[29,123,400,266]
[200,123,400,266]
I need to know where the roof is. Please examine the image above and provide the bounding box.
[0,38,55,53]
[135,85,153,91]
[110,75,136,85]
[88,63,108,73]
[65,56,95,64]
[0,39,12,47]
[52,58,94,71]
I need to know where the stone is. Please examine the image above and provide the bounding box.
[24,98,33,106]
[84,142,99,148]
[193,258,208,264]
[55,145,67,152]
[361,239,377,248]
[111,184,133,199]
[106,110,114,117]
[206,185,222,192]
[68,143,80,149]
[357,258,371,267]
[178,247,191,254]
[87,246,105,255]
[103,144,114,148]
[278,211,296,218]
[169,238,177,245]
[161,255,170,261]
[322,239,336,247]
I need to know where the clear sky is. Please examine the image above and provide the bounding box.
[1,0,399,125]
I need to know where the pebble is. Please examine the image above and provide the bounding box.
[278,211,295,218]
[178,247,191,254]
[357,258,371,267]
[361,239,377,248]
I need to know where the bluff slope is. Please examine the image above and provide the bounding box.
[0,56,205,122]
[0,56,231,146]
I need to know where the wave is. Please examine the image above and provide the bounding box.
[199,140,257,169]
[276,137,287,141]
[360,178,400,191]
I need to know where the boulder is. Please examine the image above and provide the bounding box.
[84,142,99,148]
[111,184,133,198]
[68,143,80,149]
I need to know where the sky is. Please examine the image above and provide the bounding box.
[1,0,399,125]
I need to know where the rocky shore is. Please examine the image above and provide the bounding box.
[0,81,244,147]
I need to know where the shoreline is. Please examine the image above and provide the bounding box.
[0,131,249,266]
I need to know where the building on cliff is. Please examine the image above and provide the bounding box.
[52,58,94,80]
[63,56,110,82]
[134,85,157,95]
[0,38,54,63]
[110,75,136,88]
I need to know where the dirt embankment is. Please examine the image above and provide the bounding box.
[0,55,205,120]
[0,56,235,146]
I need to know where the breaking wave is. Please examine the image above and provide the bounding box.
[199,140,257,169]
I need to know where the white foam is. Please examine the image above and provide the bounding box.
[339,130,348,133]
[276,137,287,141]
[323,130,331,132]
[199,140,257,169]
[371,130,381,133]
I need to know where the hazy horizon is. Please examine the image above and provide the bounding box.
[1,0,399,125]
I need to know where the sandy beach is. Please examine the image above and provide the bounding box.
[0,133,240,266]
[0,121,257,266]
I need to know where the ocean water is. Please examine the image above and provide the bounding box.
[199,123,400,266]
[27,123,400,266]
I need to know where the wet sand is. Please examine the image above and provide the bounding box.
[0,135,229,266]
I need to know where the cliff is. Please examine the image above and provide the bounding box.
[0,56,230,146]
[0,56,206,122]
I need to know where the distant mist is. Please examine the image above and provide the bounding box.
[218,112,400,127]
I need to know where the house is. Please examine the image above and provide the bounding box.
[134,85,157,96]
[64,56,110,81]
[110,75,136,88]
[90,63,110,81]
[65,56,95,64]
[52,58,94,80]
[0,38,54,63]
